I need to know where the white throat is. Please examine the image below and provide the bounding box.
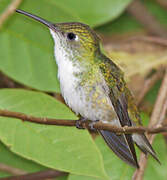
[50,29,81,107]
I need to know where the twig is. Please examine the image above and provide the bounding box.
[53,93,65,104]
[0,170,67,180]
[0,110,76,126]
[127,0,167,37]
[132,69,167,180]
[157,0,167,10]
[0,109,166,134]
[0,163,26,176]
[128,36,167,46]
[0,72,22,88]
[149,71,167,128]
[137,69,164,105]
[0,0,22,29]
[162,118,167,144]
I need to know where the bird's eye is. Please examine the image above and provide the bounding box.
[67,32,77,41]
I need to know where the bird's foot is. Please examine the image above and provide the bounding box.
[76,117,87,129]
[122,125,128,132]
[116,125,129,135]
[89,120,99,131]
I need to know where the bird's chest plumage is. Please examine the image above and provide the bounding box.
[57,56,83,115]
[57,62,115,121]
[53,41,116,121]
[59,68,114,121]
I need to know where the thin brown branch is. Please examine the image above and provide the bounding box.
[127,0,167,37]
[133,69,167,180]
[137,69,164,105]
[128,36,167,46]
[149,71,167,127]
[0,170,67,180]
[0,109,76,126]
[157,0,167,10]
[0,109,166,134]
[162,118,167,144]
[0,163,26,176]
[0,0,22,29]
[0,72,24,88]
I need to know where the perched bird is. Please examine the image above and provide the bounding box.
[16,9,160,168]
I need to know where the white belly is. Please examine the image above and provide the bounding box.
[50,29,116,121]
[57,58,116,121]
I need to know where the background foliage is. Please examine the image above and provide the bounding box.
[0,0,167,179]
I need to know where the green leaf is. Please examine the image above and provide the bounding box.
[56,0,132,27]
[96,0,167,35]
[68,174,96,180]
[69,136,134,180]
[0,0,12,12]
[0,89,107,179]
[144,135,167,180]
[69,135,166,180]
[0,142,46,178]
[96,12,143,35]
[144,0,167,28]
[145,80,161,104]
[57,175,69,180]
[0,0,132,92]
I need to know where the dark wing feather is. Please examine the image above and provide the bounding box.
[99,130,139,168]
[97,53,160,165]
[109,89,139,168]
[98,54,139,167]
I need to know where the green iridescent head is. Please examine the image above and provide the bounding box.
[52,22,100,54]
[16,9,100,56]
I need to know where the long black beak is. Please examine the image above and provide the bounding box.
[16,9,56,30]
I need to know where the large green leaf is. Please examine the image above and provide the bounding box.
[56,0,132,27]
[0,0,132,92]
[0,89,107,179]
[68,136,134,180]
[69,135,166,180]
[144,135,167,180]
[0,0,12,12]
[0,142,46,178]
[96,0,167,35]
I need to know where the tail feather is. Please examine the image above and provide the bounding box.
[133,133,160,164]
[99,130,139,168]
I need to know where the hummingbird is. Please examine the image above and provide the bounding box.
[16,9,160,168]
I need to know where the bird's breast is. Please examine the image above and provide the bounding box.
[57,59,117,121]
[52,42,117,121]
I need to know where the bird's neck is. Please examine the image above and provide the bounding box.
[54,47,102,87]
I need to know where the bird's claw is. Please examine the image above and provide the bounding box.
[76,119,99,130]
[76,118,87,129]
[89,120,99,131]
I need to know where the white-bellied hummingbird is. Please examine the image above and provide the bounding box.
[16,9,160,168]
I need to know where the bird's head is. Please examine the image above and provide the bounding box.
[16,10,100,59]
